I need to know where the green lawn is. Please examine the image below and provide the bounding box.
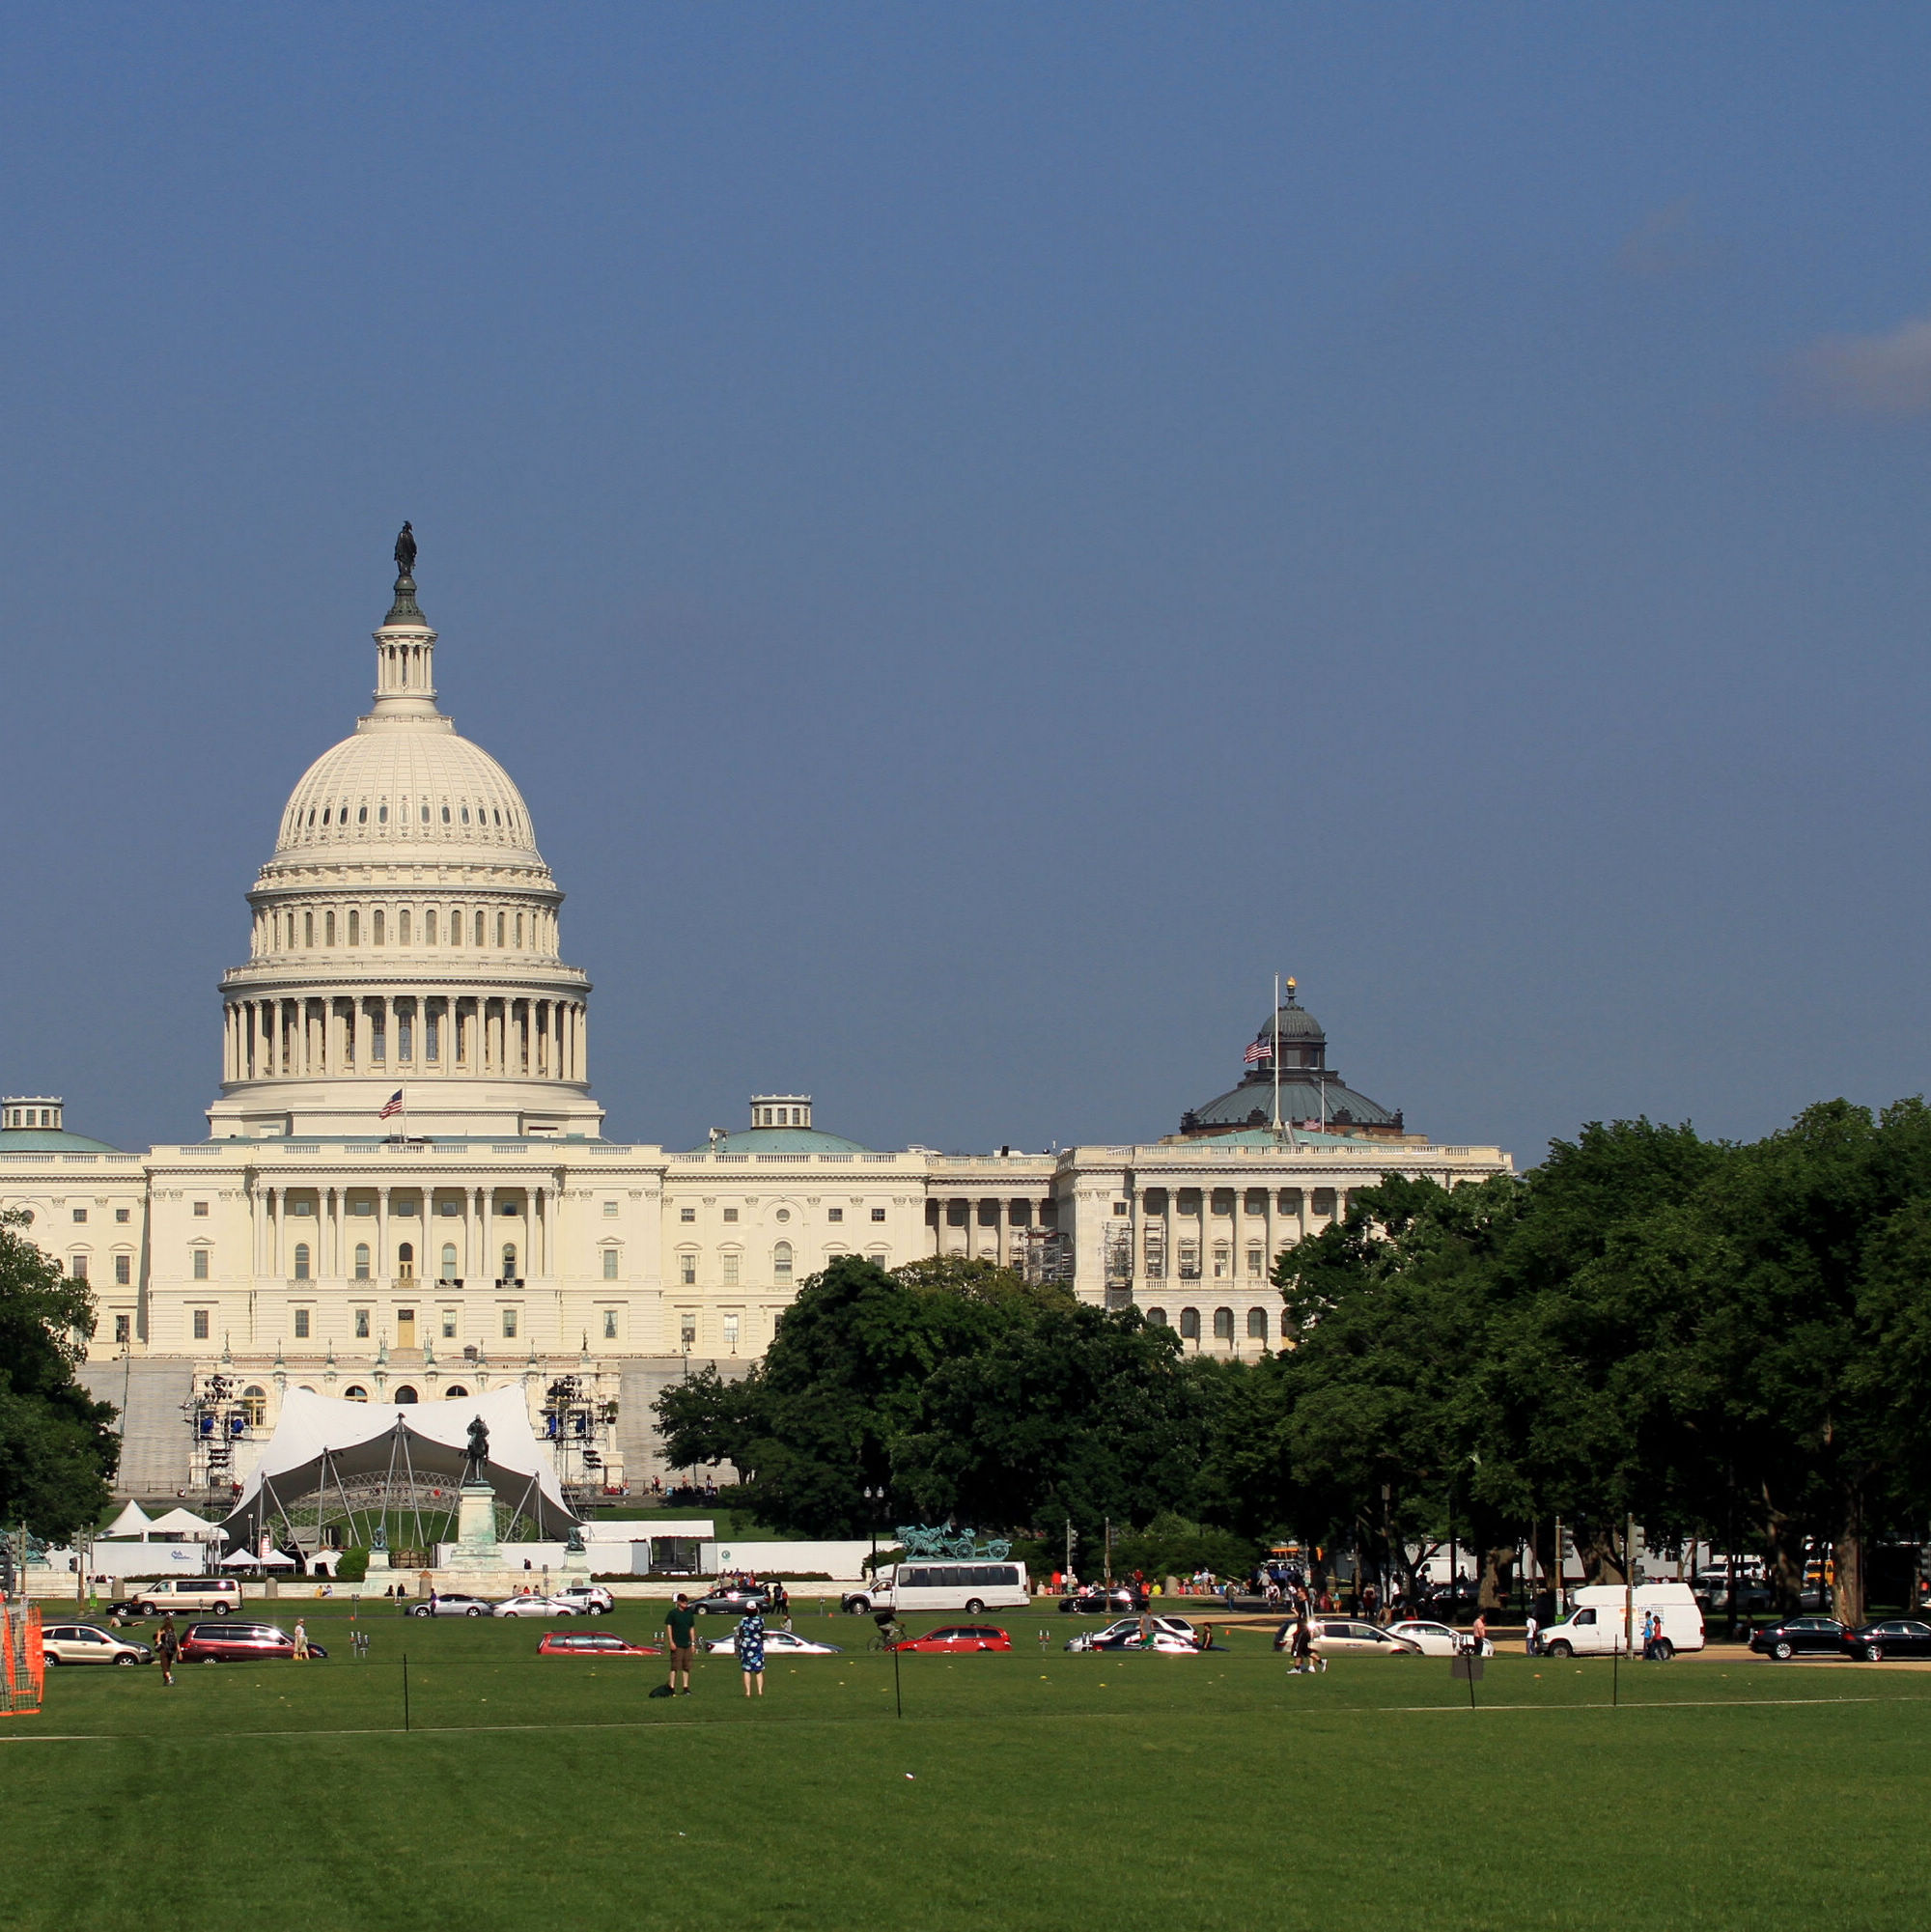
[8,1606,1927,1930]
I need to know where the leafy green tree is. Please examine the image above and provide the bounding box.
[0,1210,120,1541]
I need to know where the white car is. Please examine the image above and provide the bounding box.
[492,1594,581,1618]
[41,1622,153,1666]
[1385,1619,1495,1658]
[1064,1615,1200,1653]
[702,1628,843,1656]
[552,1584,614,1614]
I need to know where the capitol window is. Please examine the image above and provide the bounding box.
[826,1208,842,1222]
[441,804,451,824]
[439,1243,458,1281]
[399,910,411,945]
[442,1309,457,1338]
[358,805,368,825]
[349,910,360,945]
[722,1208,739,1223]
[303,911,314,946]
[871,1207,885,1221]
[374,910,385,945]
[1247,1307,1270,1340]
[501,1307,518,1339]
[723,1314,740,1352]
[353,1243,371,1278]
[191,1249,209,1280]
[115,1312,130,1343]
[72,1208,87,1223]
[722,1251,740,1285]
[425,910,436,945]
[420,802,430,824]
[602,1248,619,1280]
[603,1200,619,1218]
[325,910,336,945]
[680,1253,696,1285]
[294,1308,310,1339]
[680,1207,695,1222]
[462,805,471,825]
[354,1309,370,1338]
[294,1243,311,1280]
[772,1241,793,1282]
[115,1254,131,1285]
[495,912,506,947]
[1246,1246,1264,1276]
[1179,1307,1199,1340]
[501,1244,518,1279]
[378,803,388,825]
[192,1308,209,1338]
[474,910,486,944]
[602,1309,618,1340]
[1213,1307,1235,1341]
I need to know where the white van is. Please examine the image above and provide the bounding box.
[1538,1582,1705,1660]
[842,1561,1031,1617]
[124,1578,244,1616]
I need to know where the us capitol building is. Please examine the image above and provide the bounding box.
[1,542,1513,1503]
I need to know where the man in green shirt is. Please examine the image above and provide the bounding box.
[664,1593,698,1695]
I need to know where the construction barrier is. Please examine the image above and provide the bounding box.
[0,1604,43,1716]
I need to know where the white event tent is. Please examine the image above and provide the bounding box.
[217,1385,577,1550]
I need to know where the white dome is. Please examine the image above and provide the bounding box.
[274,719,544,864]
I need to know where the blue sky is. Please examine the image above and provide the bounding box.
[4,4,1930,1162]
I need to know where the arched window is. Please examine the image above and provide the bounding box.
[420,801,430,824]
[240,1386,267,1427]
[496,911,506,947]
[353,1242,371,1280]
[1179,1307,1200,1340]
[1246,1307,1270,1340]
[293,1243,311,1281]
[425,910,436,945]
[475,910,486,945]
[399,910,411,944]
[772,1241,793,1282]
[398,1242,414,1279]
[451,908,463,946]
[1146,1307,1168,1328]
[344,1386,369,1402]
[303,911,314,946]
[441,804,451,825]
[393,1386,418,1404]
[443,1385,469,1398]
[349,910,360,945]
[325,910,336,945]
[1213,1307,1235,1341]
[373,910,385,944]
[501,1244,518,1280]
[440,1243,458,1282]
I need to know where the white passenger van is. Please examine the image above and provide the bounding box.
[1537,1582,1705,1660]
[841,1560,1031,1617]
[124,1578,244,1616]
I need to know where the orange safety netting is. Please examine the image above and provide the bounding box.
[0,1604,43,1716]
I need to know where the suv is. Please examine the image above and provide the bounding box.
[41,1622,153,1666]
[179,1621,326,1663]
[552,1584,615,1615]
[125,1578,242,1616]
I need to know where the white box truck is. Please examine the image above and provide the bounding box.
[1538,1582,1705,1659]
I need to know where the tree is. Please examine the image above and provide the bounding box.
[0,1210,120,1541]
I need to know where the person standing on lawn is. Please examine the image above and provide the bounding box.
[737,1603,767,1697]
[155,1615,179,1686]
[664,1592,697,1695]
[293,1618,309,1661]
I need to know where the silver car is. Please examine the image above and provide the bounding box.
[407,1593,495,1618]
[1064,1615,1200,1653]
[492,1594,580,1618]
[42,1622,153,1666]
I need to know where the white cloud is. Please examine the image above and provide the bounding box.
[1798,316,1931,417]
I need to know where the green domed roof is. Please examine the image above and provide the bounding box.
[0,1125,122,1154]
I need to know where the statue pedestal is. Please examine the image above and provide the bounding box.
[364,1550,390,1573]
[562,1546,590,1576]
[441,1482,502,1575]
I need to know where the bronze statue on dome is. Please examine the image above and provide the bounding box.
[393,520,417,580]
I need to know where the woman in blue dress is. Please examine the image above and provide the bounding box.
[737,1607,767,1697]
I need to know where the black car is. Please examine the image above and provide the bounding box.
[1058,1586,1146,1614]
[1842,1618,1931,1662]
[691,1584,776,1615]
[1748,1615,1847,1660]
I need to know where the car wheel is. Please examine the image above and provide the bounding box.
[213,1603,231,1614]
[410,1605,431,1617]
[42,1653,60,1666]
[115,1653,136,1666]
[1547,1640,1573,1659]
[1863,1643,1884,1663]
[466,1606,486,1616]
[1772,1640,1793,1661]
[965,1599,985,1615]
[841,1597,869,1616]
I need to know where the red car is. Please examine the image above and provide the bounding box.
[179,1620,326,1663]
[891,1624,1011,1653]
[537,1631,661,1658]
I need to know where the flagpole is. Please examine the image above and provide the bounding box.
[1272,973,1281,1133]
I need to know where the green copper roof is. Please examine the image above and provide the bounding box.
[0,1126,123,1154]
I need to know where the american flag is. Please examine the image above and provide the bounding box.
[1244,1040,1272,1066]
[378,1090,404,1119]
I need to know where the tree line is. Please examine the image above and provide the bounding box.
[659,1101,1931,1625]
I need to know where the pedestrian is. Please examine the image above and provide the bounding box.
[293,1618,309,1661]
[1525,1611,1539,1657]
[428,1585,438,1615]
[664,1592,698,1696]
[156,1614,179,1686]
[1471,1610,1488,1657]
[1290,1615,1312,1674]
[737,1603,767,1697]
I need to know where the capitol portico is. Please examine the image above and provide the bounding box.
[0,543,1514,1505]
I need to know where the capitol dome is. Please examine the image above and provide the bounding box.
[275,721,542,865]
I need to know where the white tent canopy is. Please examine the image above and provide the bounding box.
[145,1507,221,1539]
[220,1547,262,1567]
[218,1386,577,1546]
[102,1500,154,1539]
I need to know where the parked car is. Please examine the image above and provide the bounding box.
[408,1593,496,1618]
[1385,1619,1493,1658]
[551,1584,615,1615]
[1064,1615,1199,1654]
[1089,1627,1221,1654]
[492,1594,580,1618]
[1273,1619,1422,1658]
[701,1628,843,1656]
[692,1584,777,1616]
[125,1578,242,1616]
[890,1624,1011,1653]
[1748,1615,1848,1661]
[1841,1618,1931,1662]
[179,1621,327,1663]
[537,1631,660,1657]
[1058,1586,1146,1615]
[40,1622,152,1666]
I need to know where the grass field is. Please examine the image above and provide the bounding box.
[8,1603,1927,1931]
